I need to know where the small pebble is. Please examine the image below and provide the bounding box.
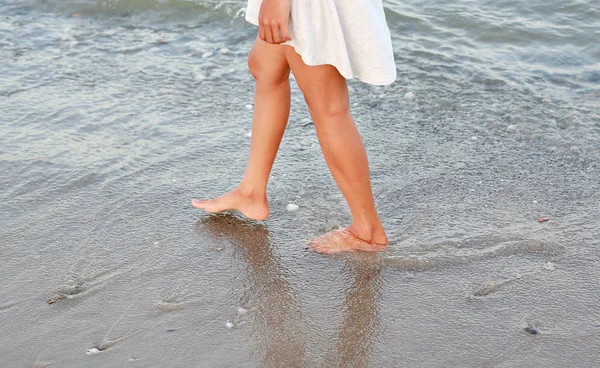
[202,51,213,59]
[66,295,74,299]
[86,348,101,356]
[225,321,234,329]
[543,262,556,271]
[538,217,550,223]
[237,307,248,315]
[524,326,538,335]
[404,92,416,100]
[286,203,299,212]
[47,295,64,304]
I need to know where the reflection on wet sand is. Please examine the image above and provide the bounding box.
[199,214,385,367]
[199,214,308,367]
[327,259,384,367]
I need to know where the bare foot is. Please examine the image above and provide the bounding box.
[191,189,269,221]
[308,227,388,254]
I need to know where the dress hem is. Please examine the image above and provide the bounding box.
[244,11,396,86]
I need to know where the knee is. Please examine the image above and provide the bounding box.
[305,94,350,123]
[247,50,262,79]
[247,48,290,85]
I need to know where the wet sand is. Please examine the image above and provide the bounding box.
[1,189,599,366]
[0,206,599,367]
[1,0,600,366]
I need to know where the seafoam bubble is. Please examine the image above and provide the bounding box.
[237,307,248,315]
[404,92,416,100]
[194,71,206,82]
[86,348,101,356]
[202,51,213,59]
[245,104,253,110]
[245,131,252,138]
[219,47,230,54]
[225,321,234,329]
[507,125,517,132]
[286,203,299,212]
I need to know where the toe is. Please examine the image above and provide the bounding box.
[191,199,209,209]
[308,238,326,253]
[313,245,330,254]
[371,243,388,252]
[307,240,321,251]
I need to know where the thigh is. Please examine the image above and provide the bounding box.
[282,45,349,116]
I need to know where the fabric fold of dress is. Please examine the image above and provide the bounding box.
[245,0,397,86]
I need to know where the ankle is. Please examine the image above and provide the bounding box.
[347,221,388,245]
[235,184,266,201]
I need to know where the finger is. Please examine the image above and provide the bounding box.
[272,24,282,44]
[258,21,266,42]
[264,23,274,44]
[280,22,291,42]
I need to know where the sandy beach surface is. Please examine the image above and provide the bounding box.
[1,0,599,366]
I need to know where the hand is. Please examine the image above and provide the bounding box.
[258,0,291,44]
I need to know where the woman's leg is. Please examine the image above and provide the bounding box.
[192,38,291,220]
[283,46,388,253]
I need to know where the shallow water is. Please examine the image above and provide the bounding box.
[1,0,599,366]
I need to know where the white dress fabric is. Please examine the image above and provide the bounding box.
[245,0,397,85]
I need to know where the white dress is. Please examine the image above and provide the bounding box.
[245,0,397,86]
